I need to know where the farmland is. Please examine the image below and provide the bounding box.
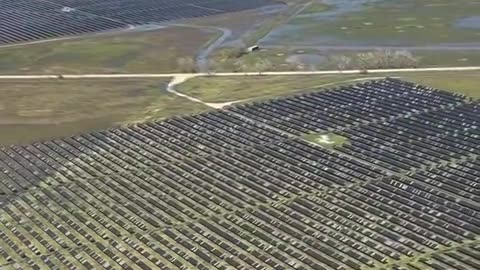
[0,78,479,269]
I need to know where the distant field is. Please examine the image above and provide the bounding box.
[0,26,216,74]
[262,0,480,46]
[0,79,209,146]
[300,2,330,14]
[177,71,480,103]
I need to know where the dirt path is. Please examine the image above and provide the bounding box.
[1,66,480,80]
[1,65,479,109]
[165,74,246,109]
[166,76,396,109]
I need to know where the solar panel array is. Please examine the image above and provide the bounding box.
[0,78,479,270]
[0,0,278,45]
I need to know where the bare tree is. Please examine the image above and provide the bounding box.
[392,50,419,68]
[329,55,353,70]
[355,49,419,69]
[356,52,380,69]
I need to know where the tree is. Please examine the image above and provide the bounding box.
[356,52,381,69]
[355,49,419,69]
[339,56,351,70]
[329,55,353,70]
[392,50,419,68]
[176,57,197,73]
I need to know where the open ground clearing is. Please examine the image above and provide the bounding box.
[301,132,349,149]
[0,26,217,74]
[0,79,209,146]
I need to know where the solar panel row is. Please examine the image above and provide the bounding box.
[0,0,278,45]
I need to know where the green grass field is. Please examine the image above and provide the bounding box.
[394,71,480,98]
[177,71,480,103]
[177,74,366,102]
[0,26,215,74]
[0,79,210,146]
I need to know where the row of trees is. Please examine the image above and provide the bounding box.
[177,56,274,74]
[328,50,419,70]
[177,49,420,73]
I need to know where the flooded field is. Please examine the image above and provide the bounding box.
[261,0,480,47]
[456,16,480,29]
